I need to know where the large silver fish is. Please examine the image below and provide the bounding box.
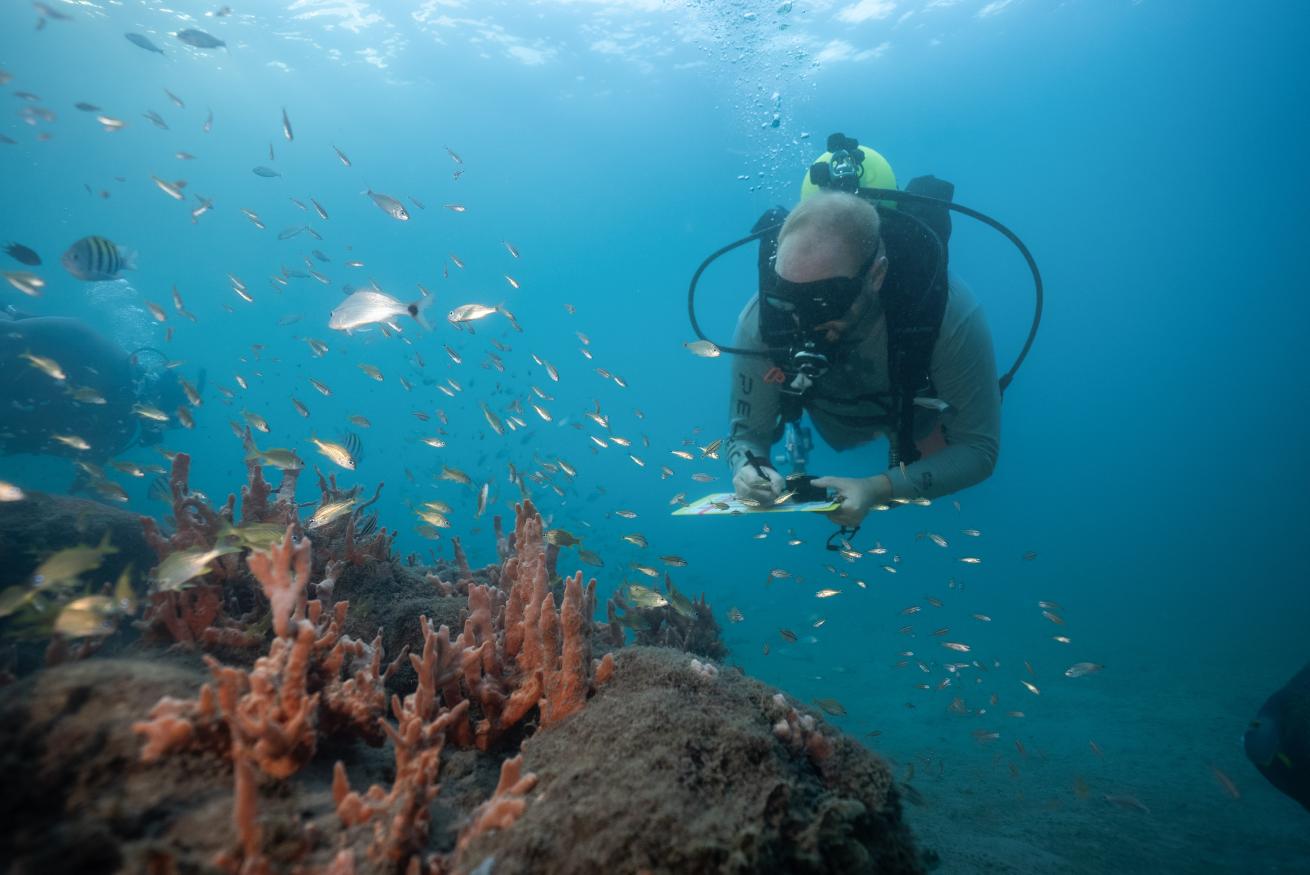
[329,288,432,332]
[61,236,136,281]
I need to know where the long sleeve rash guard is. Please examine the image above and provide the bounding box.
[725,274,1001,501]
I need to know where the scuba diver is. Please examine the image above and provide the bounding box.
[687,133,1041,545]
[0,306,197,461]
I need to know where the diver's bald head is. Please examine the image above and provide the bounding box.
[775,191,882,282]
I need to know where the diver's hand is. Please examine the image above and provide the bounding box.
[734,463,785,503]
[812,474,893,528]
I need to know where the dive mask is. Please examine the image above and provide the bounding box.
[758,250,879,351]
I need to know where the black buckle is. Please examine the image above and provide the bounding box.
[825,525,860,551]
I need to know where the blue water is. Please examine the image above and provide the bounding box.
[2,1,1307,871]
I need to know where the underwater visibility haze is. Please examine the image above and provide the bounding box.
[0,1,1307,873]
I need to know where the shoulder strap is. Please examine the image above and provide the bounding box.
[751,207,805,431]
[753,205,789,299]
[877,175,953,465]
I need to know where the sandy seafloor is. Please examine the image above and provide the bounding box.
[843,653,1310,873]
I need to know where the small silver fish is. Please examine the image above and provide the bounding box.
[152,176,186,200]
[447,303,498,324]
[364,189,409,221]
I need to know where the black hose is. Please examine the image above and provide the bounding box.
[687,189,1043,393]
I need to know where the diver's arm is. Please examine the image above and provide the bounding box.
[886,293,1002,501]
[724,300,782,477]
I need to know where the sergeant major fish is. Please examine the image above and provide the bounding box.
[61,236,137,281]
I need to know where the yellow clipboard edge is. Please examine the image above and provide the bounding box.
[672,492,840,516]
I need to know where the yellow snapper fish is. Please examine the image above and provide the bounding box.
[129,403,169,422]
[417,509,451,528]
[151,544,242,592]
[221,521,291,551]
[0,533,117,618]
[439,465,471,485]
[69,386,107,405]
[242,410,269,432]
[812,697,847,717]
[112,565,137,614]
[310,437,355,470]
[663,576,697,618]
[329,287,432,333]
[54,595,120,639]
[624,584,669,609]
[481,403,504,436]
[309,499,357,529]
[20,351,65,380]
[245,448,303,470]
[32,532,117,588]
[544,529,581,548]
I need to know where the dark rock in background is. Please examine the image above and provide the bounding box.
[0,492,154,591]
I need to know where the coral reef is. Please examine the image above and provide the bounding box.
[0,457,927,874]
[125,499,617,873]
[607,573,728,660]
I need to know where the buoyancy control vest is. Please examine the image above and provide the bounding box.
[753,174,956,466]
